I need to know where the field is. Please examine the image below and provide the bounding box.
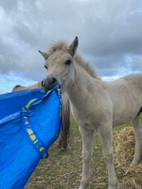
[25,116,142,189]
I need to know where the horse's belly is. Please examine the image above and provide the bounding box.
[111,88,142,127]
[112,106,141,127]
[113,118,132,127]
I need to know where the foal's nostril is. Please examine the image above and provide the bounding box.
[50,77,56,84]
[41,80,44,87]
[53,77,56,83]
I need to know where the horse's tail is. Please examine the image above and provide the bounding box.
[59,93,70,151]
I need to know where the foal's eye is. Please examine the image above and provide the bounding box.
[44,65,48,70]
[65,59,71,66]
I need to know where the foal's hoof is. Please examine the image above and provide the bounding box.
[56,144,62,148]
[108,182,121,189]
[60,147,68,152]
[131,158,141,166]
[131,162,137,167]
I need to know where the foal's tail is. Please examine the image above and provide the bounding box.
[59,93,70,151]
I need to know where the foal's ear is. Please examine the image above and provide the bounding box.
[69,36,78,57]
[38,50,48,60]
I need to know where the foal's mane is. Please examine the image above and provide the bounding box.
[48,40,100,79]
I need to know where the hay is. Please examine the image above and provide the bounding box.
[115,127,142,188]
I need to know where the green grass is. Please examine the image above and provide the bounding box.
[25,115,142,189]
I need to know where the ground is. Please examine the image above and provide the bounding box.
[25,117,141,189]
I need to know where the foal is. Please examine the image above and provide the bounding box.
[40,37,142,189]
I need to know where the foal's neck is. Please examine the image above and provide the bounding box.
[74,63,94,89]
[67,63,98,107]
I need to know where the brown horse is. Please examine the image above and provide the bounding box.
[12,81,70,151]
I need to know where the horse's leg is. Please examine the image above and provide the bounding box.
[131,115,142,165]
[98,124,118,189]
[79,127,94,189]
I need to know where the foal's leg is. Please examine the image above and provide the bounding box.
[131,115,142,165]
[79,127,94,189]
[98,124,118,189]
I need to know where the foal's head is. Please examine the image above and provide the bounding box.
[39,37,78,92]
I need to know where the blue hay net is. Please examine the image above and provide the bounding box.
[0,86,62,189]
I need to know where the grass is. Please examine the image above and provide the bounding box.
[25,116,142,189]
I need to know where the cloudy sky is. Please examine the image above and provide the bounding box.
[0,0,142,93]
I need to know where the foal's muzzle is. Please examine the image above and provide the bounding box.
[41,74,63,92]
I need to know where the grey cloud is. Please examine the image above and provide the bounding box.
[0,0,19,11]
[0,0,142,82]
[80,4,142,56]
[87,53,128,77]
[127,55,142,73]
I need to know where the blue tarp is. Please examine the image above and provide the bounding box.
[0,86,62,189]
